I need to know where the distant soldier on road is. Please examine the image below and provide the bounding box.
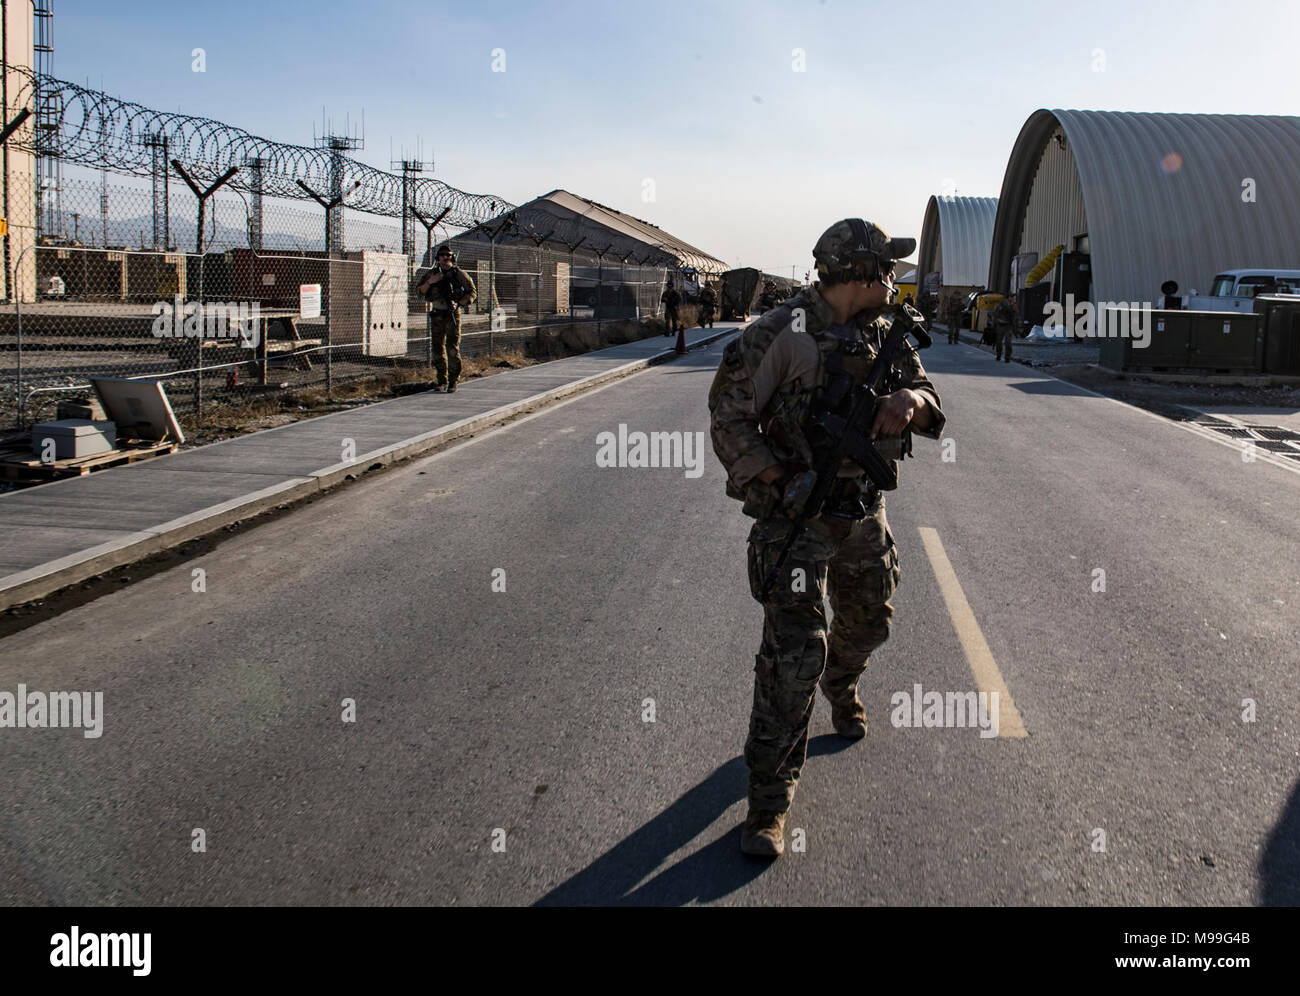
[992,293,1020,363]
[758,280,781,313]
[699,282,717,328]
[417,244,476,392]
[661,281,682,336]
[708,218,946,858]
[945,295,964,344]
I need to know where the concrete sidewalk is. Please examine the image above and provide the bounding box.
[0,324,739,609]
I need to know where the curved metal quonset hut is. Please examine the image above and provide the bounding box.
[989,109,1300,304]
[917,195,999,293]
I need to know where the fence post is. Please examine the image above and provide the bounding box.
[194,254,204,414]
[13,247,27,430]
[295,177,361,395]
[325,251,332,395]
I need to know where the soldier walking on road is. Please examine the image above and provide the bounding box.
[417,244,477,392]
[758,280,781,313]
[661,281,682,336]
[699,283,717,328]
[945,295,964,344]
[992,293,1019,363]
[708,219,946,858]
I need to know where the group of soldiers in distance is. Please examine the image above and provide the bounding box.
[936,290,1020,360]
[662,278,1022,361]
[659,278,793,336]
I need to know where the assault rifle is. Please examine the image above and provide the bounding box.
[759,303,932,600]
[423,266,470,309]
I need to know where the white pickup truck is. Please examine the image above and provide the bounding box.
[1185,268,1300,312]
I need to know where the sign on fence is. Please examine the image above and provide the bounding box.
[299,283,322,319]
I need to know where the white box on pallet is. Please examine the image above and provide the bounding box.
[31,419,117,460]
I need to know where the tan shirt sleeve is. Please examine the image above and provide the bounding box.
[457,267,477,302]
[895,345,946,439]
[708,318,818,491]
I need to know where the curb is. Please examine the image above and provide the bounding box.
[0,328,736,611]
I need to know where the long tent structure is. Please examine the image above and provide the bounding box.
[455,189,728,275]
[988,109,1300,305]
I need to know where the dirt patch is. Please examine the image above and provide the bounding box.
[179,347,537,447]
[526,316,677,358]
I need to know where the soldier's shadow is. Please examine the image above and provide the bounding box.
[533,735,854,906]
[1258,775,1300,906]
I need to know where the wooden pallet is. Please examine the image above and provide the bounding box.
[0,439,179,483]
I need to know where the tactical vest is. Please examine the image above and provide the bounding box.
[723,296,916,518]
[761,320,909,475]
[426,267,470,309]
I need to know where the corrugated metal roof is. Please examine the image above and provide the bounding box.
[917,195,999,288]
[541,190,728,273]
[455,188,728,273]
[990,109,1300,303]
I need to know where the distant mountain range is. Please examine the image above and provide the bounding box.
[44,208,407,254]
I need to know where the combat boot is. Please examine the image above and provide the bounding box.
[740,810,786,857]
[826,689,867,739]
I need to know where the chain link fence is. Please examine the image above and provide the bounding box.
[2,172,682,430]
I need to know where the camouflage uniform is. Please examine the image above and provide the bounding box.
[422,263,477,388]
[945,297,964,344]
[699,285,717,328]
[758,285,781,313]
[708,227,945,823]
[992,295,1019,362]
[661,287,682,335]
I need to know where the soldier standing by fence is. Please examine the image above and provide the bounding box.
[418,244,477,392]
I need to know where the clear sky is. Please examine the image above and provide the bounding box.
[49,0,1300,274]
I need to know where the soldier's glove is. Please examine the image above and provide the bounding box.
[780,470,818,516]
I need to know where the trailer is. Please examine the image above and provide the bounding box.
[718,268,802,320]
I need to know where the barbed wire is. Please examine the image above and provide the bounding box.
[9,67,512,229]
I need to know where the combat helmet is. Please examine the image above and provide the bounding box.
[813,219,915,283]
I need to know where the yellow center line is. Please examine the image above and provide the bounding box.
[917,526,1027,739]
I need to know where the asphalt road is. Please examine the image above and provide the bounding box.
[1,336,1297,906]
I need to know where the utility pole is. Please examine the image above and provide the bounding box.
[313,110,364,254]
[390,154,429,260]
